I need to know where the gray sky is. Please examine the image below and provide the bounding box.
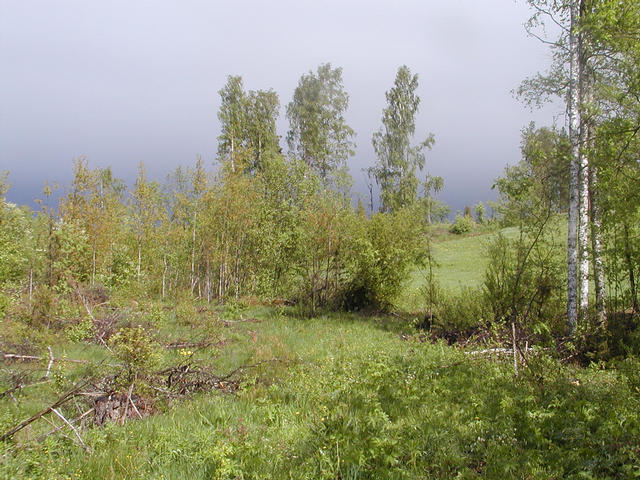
[0,0,559,213]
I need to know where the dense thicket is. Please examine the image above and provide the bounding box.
[0,152,428,319]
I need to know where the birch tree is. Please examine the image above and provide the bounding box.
[286,63,355,183]
[218,76,247,173]
[521,0,594,333]
[370,65,435,213]
[129,162,165,286]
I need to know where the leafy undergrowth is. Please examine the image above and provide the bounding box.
[1,306,639,479]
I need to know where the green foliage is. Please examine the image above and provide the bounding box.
[0,203,33,286]
[175,297,198,325]
[370,65,435,213]
[2,306,640,479]
[287,63,355,183]
[110,325,160,382]
[484,230,565,336]
[342,208,428,311]
[474,202,486,224]
[51,221,92,292]
[217,75,281,174]
[65,316,96,343]
[429,285,488,337]
[493,125,570,229]
[449,214,475,234]
[0,292,9,318]
[31,285,57,328]
[102,243,135,289]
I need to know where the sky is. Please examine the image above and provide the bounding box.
[0,0,561,214]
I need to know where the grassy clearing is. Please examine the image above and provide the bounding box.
[399,227,519,312]
[1,307,640,479]
[1,222,638,479]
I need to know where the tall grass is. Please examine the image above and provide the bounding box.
[2,311,639,479]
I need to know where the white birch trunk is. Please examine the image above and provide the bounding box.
[567,0,581,335]
[589,165,607,324]
[578,8,590,321]
[190,209,197,293]
[92,244,96,283]
[137,240,142,283]
[578,160,590,317]
[582,69,607,324]
[230,136,235,173]
[162,252,167,299]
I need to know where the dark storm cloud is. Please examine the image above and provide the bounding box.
[0,0,559,211]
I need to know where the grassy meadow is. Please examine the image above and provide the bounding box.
[1,227,639,479]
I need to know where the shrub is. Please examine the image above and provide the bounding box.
[449,214,474,234]
[65,316,96,342]
[110,325,160,383]
[341,208,428,311]
[483,231,565,338]
[176,299,198,325]
[31,284,57,328]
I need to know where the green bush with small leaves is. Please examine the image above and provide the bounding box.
[109,325,160,382]
[449,214,475,234]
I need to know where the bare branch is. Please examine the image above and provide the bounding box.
[51,408,91,453]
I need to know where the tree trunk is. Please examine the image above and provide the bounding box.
[567,0,581,335]
[623,223,639,313]
[190,209,197,294]
[578,6,591,322]
[162,252,167,299]
[578,145,590,319]
[230,136,235,173]
[137,239,142,283]
[588,135,607,326]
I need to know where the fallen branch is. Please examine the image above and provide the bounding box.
[164,338,224,350]
[0,378,90,442]
[223,317,262,326]
[218,358,288,381]
[78,292,113,352]
[45,347,54,378]
[465,347,513,356]
[52,408,91,453]
[31,407,94,446]
[120,384,134,425]
[125,383,143,420]
[2,353,89,364]
[0,379,50,399]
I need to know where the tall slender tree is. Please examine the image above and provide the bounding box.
[286,63,355,183]
[217,75,281,175]
[245,89,280,173]
[217,76,247,173]
[370,65,434,213]
[521,1,596,333]
[129,162,165,284]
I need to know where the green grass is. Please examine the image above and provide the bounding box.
[399,227,519,311]
[2,220,639,479]
[1,308,639,479]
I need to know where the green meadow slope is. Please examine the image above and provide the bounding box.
[1,226,638,479]
[1,308,639,479]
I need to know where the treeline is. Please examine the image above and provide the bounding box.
[0,63,450,314]
[0,156,436,314]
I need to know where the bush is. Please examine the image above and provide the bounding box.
[449,214,474,234]
[65,316,96,342]
[420,275,487,340]
[433,287,488,339]
[484,232,565,338]
[341,208,428,311]
[110,325,160,383]
[31,285,57,328]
